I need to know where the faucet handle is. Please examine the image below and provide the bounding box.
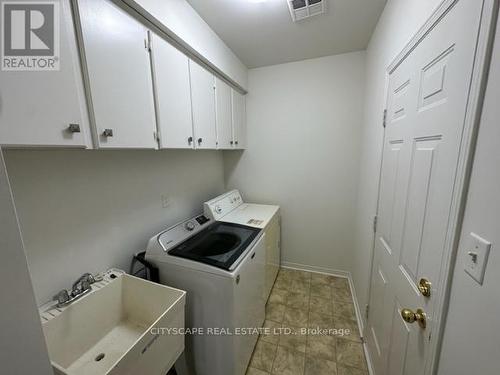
[53,290,70,306]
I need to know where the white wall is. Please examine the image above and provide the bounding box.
[351,0,443,326]
[0,150,52,375]
[224,51,366,274]
[4,149,225,305]
[132,0,248,89]
[437,14,500,375]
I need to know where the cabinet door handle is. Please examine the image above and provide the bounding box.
[102,129,114,137]
[197,138,203,144]
[230,141,234,145]
[188,136,193,145]
[235,141,239,145]
[67,124,81,133]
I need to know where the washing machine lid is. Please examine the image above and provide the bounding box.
[168,222,261,270]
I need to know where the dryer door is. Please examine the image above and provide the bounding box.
[233,234,266,375]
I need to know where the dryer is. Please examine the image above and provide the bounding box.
[204,190,280,300]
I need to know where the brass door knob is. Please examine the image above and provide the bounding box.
[401,308,427,329]
[418,278,432,297]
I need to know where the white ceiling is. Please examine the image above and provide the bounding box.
[186,0,387,68]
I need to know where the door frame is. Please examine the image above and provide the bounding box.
[364,0,499,374]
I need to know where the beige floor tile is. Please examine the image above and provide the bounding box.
[286,292,310,310]
[336,339,367,370]
[292,270,312,283]
[274,270,293,290]
[247,367,271,375]
[305,333,336,361]
[261,320,282,344]
[284,307,309,327]
[310,295,334,316]
[278,326,307,353]
[334,316,361,342]
[330,277,350,290]
[333,302,356,322]
[337,365,367,375]
[269,288,289,305]
[274,277,291,291]
[251,270,368,375]
[311,283,332,299]
[267,302,286,322]
[332,286,353,303]
[250,340,277,373]
[311,273,332,286]
[278,268,295,280]
[290,278,311,295]
[271,346,305,375]
[304,356,337,375]
[309,311,334,330]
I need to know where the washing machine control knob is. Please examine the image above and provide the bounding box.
[215,205,222,214]
[184,221,195,231]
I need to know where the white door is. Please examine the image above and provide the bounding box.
[215,78,233,149]
[0,0,89,148]
[231,89,246,149]
[189,61,217,149]
[77,0,157,149]
[150,33,194,149]
[366,1,486,374]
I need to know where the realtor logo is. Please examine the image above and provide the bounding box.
[1,1,60,71]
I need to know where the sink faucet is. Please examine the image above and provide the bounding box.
[53,272,102,308]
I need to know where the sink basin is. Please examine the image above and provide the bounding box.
[40,271,186,375]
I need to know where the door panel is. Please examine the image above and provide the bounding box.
[399,137,441,282]
[150,33,193,149]
[77,0,157,149]
[365,1,485,374]
[189,61,217,149]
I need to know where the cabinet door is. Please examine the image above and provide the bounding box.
[215,78,233,149]
[231,89,247,149]
[189,61,217,149]
[150,33,194,149]
[76,0,157,149]
[0,0,90,148]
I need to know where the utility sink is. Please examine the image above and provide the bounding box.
[40,270,186,375]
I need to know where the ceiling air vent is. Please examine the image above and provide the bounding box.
[287,0,326,22]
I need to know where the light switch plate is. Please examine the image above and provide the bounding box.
[464,232,491,285]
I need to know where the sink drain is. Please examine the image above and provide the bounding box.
[95,353,105,362]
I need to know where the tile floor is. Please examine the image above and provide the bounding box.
[247,268,368,375]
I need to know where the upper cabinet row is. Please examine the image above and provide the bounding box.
[0,0,246,150]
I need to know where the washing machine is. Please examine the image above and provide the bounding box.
[204,190,280,300]
[145,214,265,375]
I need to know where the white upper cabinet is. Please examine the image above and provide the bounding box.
[231,89,247,149]
[0,0,90,148]
[189,61,217,149]
[215,78,233,149]
[76,0,157,149]
[150,33,194,149]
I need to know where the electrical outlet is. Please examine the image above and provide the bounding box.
[161,194,170,208]
[464,232,491,285]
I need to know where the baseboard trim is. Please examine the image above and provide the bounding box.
[280,262,350,278]
[280,261,375,375]
[363,340,375,375]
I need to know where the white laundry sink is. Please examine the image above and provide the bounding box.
[40,271,185,375]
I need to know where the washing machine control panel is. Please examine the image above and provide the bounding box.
[158,215,212,252]
[203,190,243,221]
[184,221,196,231]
